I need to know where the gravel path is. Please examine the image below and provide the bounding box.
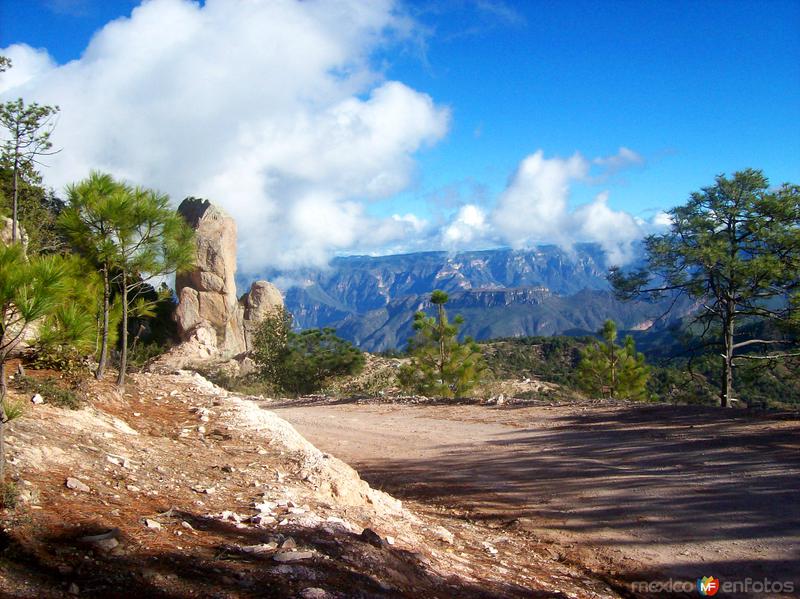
[272,400,800,596]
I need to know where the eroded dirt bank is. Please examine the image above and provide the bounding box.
[272,400,800,597]
[0,372,620,598]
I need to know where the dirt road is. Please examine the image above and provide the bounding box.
[272,400,800,595]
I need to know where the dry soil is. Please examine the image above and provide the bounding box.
[272,399,800,597]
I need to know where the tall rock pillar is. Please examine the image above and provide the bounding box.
[174,198,246,356]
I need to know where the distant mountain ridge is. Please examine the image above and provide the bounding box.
[250,244,686,352]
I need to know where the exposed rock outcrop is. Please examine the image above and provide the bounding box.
[175,198,247,356]
[174,198,283,360]
[241,280,283,350]
[1,217,27,248]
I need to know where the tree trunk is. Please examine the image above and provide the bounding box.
[437,303,445,384]
[0,412,5,483]
[11,156,19,244]
[96,265,110,380]
[0,361,7,482]
[116,273,128,388]
[720,312,735,408]
[609,339,617,397]
[0,360,6,398]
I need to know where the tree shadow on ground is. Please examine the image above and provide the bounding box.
[352,404,800,591]
[0,508,554,598]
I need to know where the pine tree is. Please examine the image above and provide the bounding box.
[32,255,120,370]
[400,290,485,398]
[610,170,800,406]
[0,244,67,480]
[576,320,649,400]
[59,173,195,387]
[0,97,60,244]
[59,172,127,379]
[0,164,65,254]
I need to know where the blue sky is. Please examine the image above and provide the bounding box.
[1,0,798,271]
[389,0,800,215]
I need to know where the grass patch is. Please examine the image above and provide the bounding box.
[13,375,84,410]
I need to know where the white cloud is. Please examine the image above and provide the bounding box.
[440,149,648,264]
[593,146,645,171]
[1,0,659,271]
[442,203,489,246]
[0,44,57,94]
[491,150,589,247]
[1,0,449,273]
[573,191,641,264]
[392,212,427,233]
[651,210,673,228]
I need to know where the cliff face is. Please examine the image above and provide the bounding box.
[259,245,688,351]
[277,246,610,317]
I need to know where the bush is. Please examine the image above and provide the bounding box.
[0,396,26,421]
[127,340,171,369]
[252,306,293,386]
[253,309,365,395]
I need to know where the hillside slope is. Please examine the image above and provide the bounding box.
[258,245,689,351]
[0,367,619,598]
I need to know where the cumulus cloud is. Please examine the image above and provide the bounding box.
[1,0,449,273]
[1,0,661,271]
[650,210,673,228]
[442,203,489,246]
[572,192,641,264]
[491,150,589,247]
[439,149,652,264]
[0,44,57,93]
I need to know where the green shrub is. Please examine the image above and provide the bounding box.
[0,396,26,421]
[253,309,365,395]
[127,340,170,369]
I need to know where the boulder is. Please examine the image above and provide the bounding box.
[175,198,246,356]
[240,280,284,350]
[0,217,27,248]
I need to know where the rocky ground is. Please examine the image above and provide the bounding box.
[0,366,621,598]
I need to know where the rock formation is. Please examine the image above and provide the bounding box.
[175,198,247,355]
[174,198,283,359]
[1,217,27,248]
[241,280,284,348]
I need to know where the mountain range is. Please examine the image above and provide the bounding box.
[253,244,688,352]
